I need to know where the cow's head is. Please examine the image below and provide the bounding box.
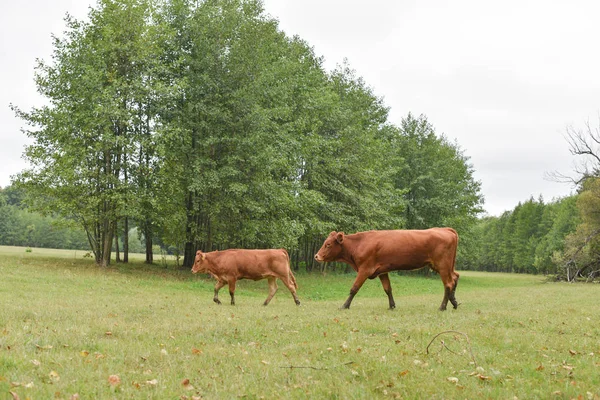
[314,231,344,262]
[191,250,207,274]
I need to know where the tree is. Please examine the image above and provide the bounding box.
[12,0,157,266]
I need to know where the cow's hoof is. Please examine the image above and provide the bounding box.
[388,306,396,310]
[214,300,222,305]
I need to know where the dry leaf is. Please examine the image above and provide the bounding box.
[108,375,121,386]
[261,360,270,365]
[70,394,80,400]
[192,348,202,355]
[105,331,112,336]
[146,379,158,386]
[477,374,491,381]
[447,377,459,384]
[536,364,544,371]
[80,351,89,357]
[35,344,53,350]
[398,370,409,377]
[161,349,168,355]
[182,378,194,391]
[31,359,41,366]
[9,391,19,400]
[569,349,577,355]
[49,371,60,382]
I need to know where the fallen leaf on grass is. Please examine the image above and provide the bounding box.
[181,378,194,391]
[146,379,158,386]
[261,360,270,365]
[569,349,578,355]
[536,364,545,371]
[191,348,202,355]
[477,374,491,381]
[49,371,60,382]
[9,391,19,400]
[447,377,459,384]
[80,351,89,357]
[108,375,121,387]
[70,394,80,400]
[31,359,41,366]
[35,344,53,350]
[398,370,409,377]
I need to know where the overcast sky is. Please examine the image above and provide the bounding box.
[2,0,597,216]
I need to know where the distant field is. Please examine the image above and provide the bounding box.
[0,245,177,262]
[1,246,599,399]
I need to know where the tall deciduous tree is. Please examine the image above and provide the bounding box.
[12,0,157,266]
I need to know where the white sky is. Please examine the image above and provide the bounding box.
[2,0,597,216]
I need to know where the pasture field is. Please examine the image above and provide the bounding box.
[1,247,600,399]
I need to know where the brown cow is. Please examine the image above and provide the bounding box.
[314,228,459,310]
[191,249,300,306]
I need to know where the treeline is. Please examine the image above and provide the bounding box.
[464,196,579,275]
[11,0,484,267]
[0,186,147,253]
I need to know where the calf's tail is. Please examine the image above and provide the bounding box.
[282,249,298,289]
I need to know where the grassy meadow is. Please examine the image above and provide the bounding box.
[1,247,600,399]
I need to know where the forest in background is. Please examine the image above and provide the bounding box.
[4,0,600,281]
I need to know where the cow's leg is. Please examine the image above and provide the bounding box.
[228,279,237,305]
[378,273,396,310]
[263,277,278,306]
[213,280,226,305]
[342,270,370,309]
[280,274,301,306]
[439,270,459,311]
[449,271,460,309]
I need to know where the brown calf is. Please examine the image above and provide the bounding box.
[314,228,459,310]
[192,249,300,306]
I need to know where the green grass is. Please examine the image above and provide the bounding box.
[1,247,600,399]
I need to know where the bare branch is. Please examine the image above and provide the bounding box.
[279,361,354,371]
[426,330,477,367]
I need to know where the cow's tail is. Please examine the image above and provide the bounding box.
[283,249,298,289]
[447,227,459,272]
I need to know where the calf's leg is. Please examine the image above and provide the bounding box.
[228,279,237,305]
[213,280,226,305]
[378,273,396,310]
[279,274,301,305]
[263,277,278,306]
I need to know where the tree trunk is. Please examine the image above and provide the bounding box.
[183,191,196,268]
[101,223,114,267]
[114,222,121,263]
[145,222,153,264]
[123,216,129,263]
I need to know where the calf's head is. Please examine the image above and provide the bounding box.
[314,231,344,262]
[191,250,207,274]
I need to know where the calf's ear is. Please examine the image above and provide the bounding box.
[201,253,206,260]
[336,232,345,244]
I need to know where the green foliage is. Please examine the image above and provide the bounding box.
[552,177,600,281]
[11,0,484,268]
[467,196,579,274]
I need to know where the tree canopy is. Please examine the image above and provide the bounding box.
[11,0,484,268]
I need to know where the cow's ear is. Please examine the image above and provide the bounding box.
[336,232,344,244]
[201,252,206,260]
